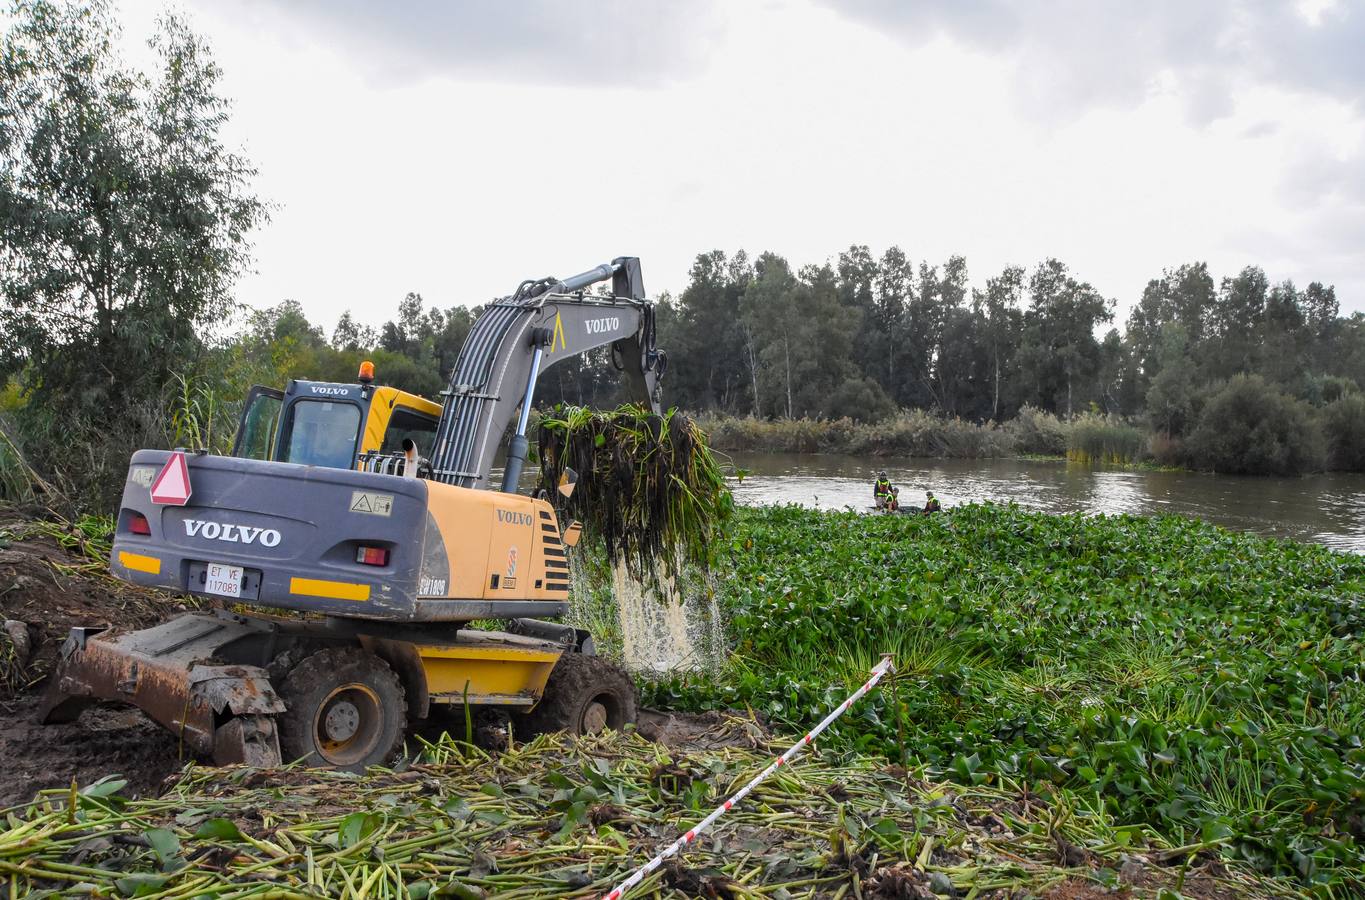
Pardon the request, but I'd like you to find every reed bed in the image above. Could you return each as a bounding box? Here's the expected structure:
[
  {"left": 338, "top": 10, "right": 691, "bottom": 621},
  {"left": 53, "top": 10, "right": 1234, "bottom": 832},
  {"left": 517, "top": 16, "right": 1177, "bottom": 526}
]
[
  {"left": 1065, "top": 415, "right": 1147, "bottom": 465},
  {"left": 695, "top": 412, "right": 1014, "bottom": 459},
  {"left": 0, "top": 728, "right": 1292, "bottom": 899}
]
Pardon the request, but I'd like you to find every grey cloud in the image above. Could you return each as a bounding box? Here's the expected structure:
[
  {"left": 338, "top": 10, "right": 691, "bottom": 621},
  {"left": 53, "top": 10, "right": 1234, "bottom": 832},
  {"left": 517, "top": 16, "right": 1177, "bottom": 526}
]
[
  {"left": 221, "top": 0, "right": 724, "bottom": 88},
  {"left": 821, "top": 1, "right": 1365, "bottom": 120}
]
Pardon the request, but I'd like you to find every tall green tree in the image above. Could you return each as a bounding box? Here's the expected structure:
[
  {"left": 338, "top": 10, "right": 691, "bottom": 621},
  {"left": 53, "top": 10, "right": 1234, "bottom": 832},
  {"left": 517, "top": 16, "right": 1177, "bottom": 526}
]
[
  {"left": 1126, "top": 263, "right": 1215, "bottom": 400},
  {"left": 742, "top": 252, "right": 800, "bottom": 418},
  {"left": 872, "top": 246, "right": 912, "bottom": 395},
  {"left": 836, "top": 243, "right": 877, "bottom": 380},
  {"left": 1208, "top": 266, "right": 1268, "bottom": 379},
  {"left": 1019, "top": 259, "right": 1113, "bottom": 417},
  {"left": 661, "top": 251, "right": 752, "bottom": 414},
  {"left": 978, "top": 265, "right": 1024, "bottom": 420},
  {"left": 0, "top": 0, "right": 267, "bottom": 414}
]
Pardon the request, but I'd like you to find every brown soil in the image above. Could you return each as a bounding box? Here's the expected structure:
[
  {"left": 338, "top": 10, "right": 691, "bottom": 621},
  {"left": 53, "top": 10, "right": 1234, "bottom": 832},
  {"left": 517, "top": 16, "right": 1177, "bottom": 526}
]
[
  {"left": 0, "top": 693, "right": 185, "bottom": 808},
  {"left": 0, "top": 513, "right": 193, "bottom": 808},
  {"left": 636, "top": 707, "right": 770, "bottom": 750}
]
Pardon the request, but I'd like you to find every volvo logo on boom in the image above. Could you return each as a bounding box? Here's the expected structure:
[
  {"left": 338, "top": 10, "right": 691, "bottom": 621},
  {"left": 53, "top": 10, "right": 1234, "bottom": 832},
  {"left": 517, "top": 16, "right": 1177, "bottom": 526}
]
[
  {"left": 184, "top": 519, "right": 282, "bottom": 547},
  {"left": 584, "top": 317, "right": 620, "bottom": 335}
]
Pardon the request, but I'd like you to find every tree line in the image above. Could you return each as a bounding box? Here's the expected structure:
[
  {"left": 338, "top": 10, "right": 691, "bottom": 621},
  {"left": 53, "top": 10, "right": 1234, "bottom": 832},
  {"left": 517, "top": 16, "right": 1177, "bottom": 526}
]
[
  {"left": 239, "top": 247, "right": 1365, "bottom": 477},
  {"left": 653, "top": 249, "right": 1362, "bottom": 427}
]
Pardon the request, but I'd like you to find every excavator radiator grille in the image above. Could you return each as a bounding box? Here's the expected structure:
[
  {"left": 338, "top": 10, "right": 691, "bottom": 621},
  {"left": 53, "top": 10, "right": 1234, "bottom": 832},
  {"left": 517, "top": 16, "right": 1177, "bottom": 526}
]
[{"left": 539, "top": 509, "right": 569, "bottom": 594}]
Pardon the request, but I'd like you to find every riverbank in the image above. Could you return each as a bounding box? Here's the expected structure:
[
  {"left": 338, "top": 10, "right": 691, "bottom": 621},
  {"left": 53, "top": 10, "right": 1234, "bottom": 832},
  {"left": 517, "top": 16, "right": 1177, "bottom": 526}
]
[
  {"left": 602, "top": 503, "right": 1365, "bottom": 888},
  {"left": 696, "top": 395, "right": 1365, "bottom": 476},
  {"left": 696, "top": 409, "right": 1170, "bottom": 468}
]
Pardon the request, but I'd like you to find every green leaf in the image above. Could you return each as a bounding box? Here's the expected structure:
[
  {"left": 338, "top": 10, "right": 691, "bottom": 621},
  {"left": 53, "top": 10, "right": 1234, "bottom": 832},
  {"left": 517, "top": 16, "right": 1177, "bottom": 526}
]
[
  {"left": 81, "top": 776, "right": 128, "bottom": 799},
  {"left": 338, "top": 812, "right": 381, "bottom": 848},
  {"left": 143, "top": 827, "right": 180, "bottom": 867},
  {"left": 115, "top": 874, "right": 167, "bottom": 897},
  {"left": 192, "top": 818, "right": 242, "bottom": 841}
]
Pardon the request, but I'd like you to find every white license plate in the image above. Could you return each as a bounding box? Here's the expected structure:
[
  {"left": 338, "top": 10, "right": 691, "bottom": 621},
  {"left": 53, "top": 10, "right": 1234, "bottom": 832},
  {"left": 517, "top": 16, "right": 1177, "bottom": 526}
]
[{"left": 204, "top": 562, "right": 244, "bottom": 598}]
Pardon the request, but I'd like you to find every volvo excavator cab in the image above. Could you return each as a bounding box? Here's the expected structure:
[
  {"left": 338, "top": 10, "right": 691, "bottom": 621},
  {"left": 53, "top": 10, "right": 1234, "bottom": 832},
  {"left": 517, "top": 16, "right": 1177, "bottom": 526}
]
[
  {"left": 231, "top": 369, "right": 442, "bottom": 472},
  {"left": 43, "top": 256, "right": 665, "bottom": 772}
]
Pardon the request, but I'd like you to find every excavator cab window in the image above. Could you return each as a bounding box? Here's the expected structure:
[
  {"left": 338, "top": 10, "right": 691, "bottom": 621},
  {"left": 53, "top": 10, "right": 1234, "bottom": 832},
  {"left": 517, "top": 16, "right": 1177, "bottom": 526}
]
[
  {"left": 279, "top": 400, "right": 363, "bottom": 469},
  {"left": 379, "top": 407, "right": 439, "bottom": 458},
  {"left": 232, "top": 386, "right": 284, "bottom": 460}
]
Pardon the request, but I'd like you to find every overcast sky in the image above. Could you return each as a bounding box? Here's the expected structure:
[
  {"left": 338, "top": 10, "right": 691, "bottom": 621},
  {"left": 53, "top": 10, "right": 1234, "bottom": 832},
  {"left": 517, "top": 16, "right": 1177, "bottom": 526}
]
[{"left": 119, "top": 0, "right": 1365, "bottom": 328}]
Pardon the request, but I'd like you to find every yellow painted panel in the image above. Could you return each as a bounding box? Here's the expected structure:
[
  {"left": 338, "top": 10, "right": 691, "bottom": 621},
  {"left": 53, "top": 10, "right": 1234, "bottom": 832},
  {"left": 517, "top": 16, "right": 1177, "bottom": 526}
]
[
  {"left": 289, "top": 577, "right": 370, "bottom": 601},
  {"left": 418, "top": 650, "right": 558, "bottom": 700},
  {"left": 360, "top": 386, "right": 443, "bottom": 458},
  {"left": 484, "top": 496, "right": 533, "bottom": 600},
  {"left": 118, "top": 551, "right": 161, "bottom": 574},
  {"left": 421, "top": 465, "right": 572, "bottom": 604},
  {"left": 416, "top": 645, "right": 561, "bottom": 663},
  {"left": 425, "top": 480, "right": 493, "bottom": 598}
]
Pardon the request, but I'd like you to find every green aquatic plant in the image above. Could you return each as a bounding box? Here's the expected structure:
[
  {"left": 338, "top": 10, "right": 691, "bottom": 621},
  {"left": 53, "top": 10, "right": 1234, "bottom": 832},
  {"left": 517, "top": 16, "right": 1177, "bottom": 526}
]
[
  {"left": 537, "top": 405, "right": 733, "bottom": 587},
  {"left": 642, "top": 503, "right": 1365, "bottom": 886},
  {"left": 1066, "top": 413, "right": 1146, "bottom": 465}
]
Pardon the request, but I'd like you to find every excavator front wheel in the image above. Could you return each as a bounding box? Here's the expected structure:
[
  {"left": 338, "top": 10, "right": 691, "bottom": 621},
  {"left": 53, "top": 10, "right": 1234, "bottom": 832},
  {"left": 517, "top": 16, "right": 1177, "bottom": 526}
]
[
  {"left": 278, "top": 647, "right": 407, "bottom": 771},
  {"left": 522, "top": 653, "right": 637, "bottom": 737}
]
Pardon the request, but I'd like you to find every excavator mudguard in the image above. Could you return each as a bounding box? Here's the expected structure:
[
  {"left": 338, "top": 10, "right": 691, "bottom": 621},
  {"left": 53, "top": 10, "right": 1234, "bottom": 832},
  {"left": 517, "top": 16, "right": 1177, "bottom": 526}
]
[{"left": 40, "top": 614, "right": 286, "bottom": 766}]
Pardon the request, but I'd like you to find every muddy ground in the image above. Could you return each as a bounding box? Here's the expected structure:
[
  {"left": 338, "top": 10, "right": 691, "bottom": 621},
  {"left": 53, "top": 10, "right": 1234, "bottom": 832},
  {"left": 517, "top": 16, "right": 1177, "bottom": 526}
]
[{"left": 0, "top": 513, "right": 200, "bottom": 807}]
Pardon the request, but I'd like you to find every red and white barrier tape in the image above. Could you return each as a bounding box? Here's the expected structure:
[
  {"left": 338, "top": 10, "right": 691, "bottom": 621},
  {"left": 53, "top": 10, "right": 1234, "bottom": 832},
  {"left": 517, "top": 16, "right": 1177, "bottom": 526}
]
[{"left": 602, "top": 654, "right": 896, "bottom": 900}]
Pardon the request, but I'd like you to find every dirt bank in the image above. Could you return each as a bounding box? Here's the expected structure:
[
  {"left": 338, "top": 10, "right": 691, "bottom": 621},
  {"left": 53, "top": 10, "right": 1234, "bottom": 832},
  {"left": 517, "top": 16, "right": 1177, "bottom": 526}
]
[{"left": 0, "top": 513, "right": 197, "bottom": 807}]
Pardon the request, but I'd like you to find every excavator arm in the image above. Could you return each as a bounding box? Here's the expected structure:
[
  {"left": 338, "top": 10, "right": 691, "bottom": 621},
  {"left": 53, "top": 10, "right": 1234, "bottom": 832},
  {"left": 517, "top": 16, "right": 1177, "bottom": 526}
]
[{"left": 428, "top": 256, "right": 666, "bottom": 491}]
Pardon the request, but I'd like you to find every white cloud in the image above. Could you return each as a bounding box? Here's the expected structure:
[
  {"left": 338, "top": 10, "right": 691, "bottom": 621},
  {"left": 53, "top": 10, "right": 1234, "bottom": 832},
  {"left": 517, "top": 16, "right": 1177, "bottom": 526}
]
[{"left": 110, "top": 0, "right": 1363, "bottom": 327}]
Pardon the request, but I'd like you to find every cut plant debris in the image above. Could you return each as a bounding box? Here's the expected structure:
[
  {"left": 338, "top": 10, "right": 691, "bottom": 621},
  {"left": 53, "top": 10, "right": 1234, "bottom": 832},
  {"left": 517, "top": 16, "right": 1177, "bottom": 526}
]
[
  {"left": 537, "top": 405, "right": 733, "bottom": 587},
  {"left": 0, "top": 727, "right": 1298, "bottom": 899}
]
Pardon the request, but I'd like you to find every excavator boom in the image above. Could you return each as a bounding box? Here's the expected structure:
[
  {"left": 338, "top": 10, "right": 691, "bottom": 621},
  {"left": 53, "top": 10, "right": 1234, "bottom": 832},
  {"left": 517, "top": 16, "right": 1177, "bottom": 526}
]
[{"left": 429, "top": 256, "right": 665, "bottom": 491}]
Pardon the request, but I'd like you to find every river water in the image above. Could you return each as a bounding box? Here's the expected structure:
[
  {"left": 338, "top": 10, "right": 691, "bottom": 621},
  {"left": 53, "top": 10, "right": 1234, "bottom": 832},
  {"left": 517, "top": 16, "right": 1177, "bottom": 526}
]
[{"left": 722, "top": 453, "right": 1365, "bottom": 554}]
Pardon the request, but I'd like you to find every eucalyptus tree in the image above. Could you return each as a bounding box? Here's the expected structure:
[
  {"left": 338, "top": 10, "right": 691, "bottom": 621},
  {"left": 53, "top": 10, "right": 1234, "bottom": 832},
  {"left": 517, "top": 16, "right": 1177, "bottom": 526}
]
[{"left": 1, "top": 1, "right": 267, "bottom": 414}]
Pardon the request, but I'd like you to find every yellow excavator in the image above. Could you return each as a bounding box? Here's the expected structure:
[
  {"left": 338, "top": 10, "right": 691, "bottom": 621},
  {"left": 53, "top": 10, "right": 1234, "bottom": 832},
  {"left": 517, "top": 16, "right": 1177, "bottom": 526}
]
[{"left": 42, "top": 257, "right": 668, "bottom": 771}]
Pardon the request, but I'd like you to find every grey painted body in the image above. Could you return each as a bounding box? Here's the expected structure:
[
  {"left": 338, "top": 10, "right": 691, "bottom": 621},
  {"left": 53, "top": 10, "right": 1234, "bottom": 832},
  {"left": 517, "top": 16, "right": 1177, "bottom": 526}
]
[{"left": 114, "top": 450, "right": 567, "bottom": 622}]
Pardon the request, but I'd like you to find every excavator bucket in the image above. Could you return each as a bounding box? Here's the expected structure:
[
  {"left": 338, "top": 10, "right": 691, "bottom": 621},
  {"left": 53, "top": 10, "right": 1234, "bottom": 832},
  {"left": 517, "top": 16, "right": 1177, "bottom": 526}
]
[{"left": 40, "top": 614, "right": 286, "bottom": 766}]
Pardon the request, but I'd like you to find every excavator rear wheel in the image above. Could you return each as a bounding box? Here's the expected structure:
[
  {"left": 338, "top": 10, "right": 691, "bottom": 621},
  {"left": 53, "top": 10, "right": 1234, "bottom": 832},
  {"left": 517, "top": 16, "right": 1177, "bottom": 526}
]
[
  {"left": 278, "top": 646, "right": 406, "bottom": 772},
  {"left": 521, "top": 653, "right": 637, "bottom": 737}
]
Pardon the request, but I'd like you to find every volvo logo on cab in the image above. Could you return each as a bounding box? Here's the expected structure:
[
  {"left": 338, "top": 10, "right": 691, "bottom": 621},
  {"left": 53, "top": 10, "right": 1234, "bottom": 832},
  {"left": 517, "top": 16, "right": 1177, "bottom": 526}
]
[
  {"left": 184, "top": 519, "right": 282, "bottom": 547},
  {"left": 495, "top": 509, "right": 533, "bottom": 526},
  {"left": 309, "top": 386, "right": 348, "bottom": 396}
]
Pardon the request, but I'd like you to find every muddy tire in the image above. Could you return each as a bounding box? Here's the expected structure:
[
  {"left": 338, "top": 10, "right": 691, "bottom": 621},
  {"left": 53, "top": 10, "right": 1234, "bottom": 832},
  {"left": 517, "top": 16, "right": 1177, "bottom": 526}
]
[
  {"left": 521, "top": 653, "right": 637, "bottom": 737},
  {"left": 278, "top": 646, "right": 406, "bottom": 772}
]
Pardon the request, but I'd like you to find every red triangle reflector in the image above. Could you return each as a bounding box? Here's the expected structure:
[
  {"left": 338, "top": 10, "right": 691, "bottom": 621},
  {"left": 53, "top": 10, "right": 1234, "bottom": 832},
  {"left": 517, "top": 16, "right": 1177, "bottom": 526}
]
[{"left": 150, "top": 452, "right": 192, "bottom": 506}]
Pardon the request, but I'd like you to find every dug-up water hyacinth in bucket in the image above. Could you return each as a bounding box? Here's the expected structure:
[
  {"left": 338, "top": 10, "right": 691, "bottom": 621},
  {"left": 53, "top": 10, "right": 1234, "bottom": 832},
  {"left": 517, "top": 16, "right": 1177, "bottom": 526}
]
[{"left": 537, "top": 405, "right": 733, "bottom": 674}]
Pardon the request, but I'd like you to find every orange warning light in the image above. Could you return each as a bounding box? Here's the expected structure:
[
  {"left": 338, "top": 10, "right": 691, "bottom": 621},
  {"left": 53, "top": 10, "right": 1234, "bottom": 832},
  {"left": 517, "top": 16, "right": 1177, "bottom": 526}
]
[{"left": 357, "top": 360, "right": 375, "bottom": 384}]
